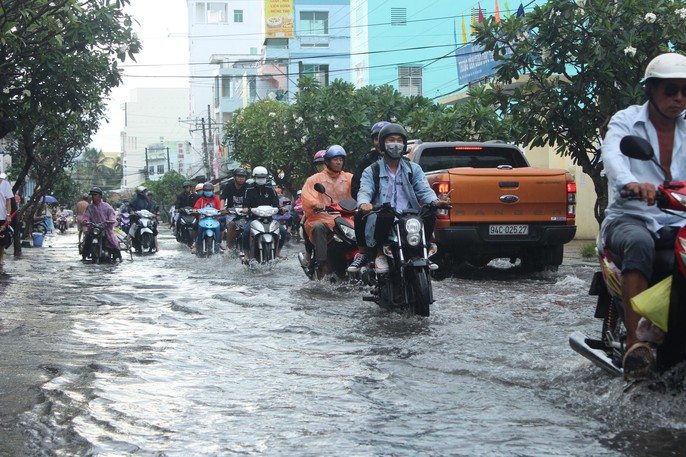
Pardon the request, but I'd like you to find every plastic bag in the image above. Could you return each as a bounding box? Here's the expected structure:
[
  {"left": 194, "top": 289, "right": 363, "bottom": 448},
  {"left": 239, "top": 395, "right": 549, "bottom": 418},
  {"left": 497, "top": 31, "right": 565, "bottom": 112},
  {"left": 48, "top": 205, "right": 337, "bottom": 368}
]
[{"left": 631, "top": 275, "right": 671, "bottom": 332}]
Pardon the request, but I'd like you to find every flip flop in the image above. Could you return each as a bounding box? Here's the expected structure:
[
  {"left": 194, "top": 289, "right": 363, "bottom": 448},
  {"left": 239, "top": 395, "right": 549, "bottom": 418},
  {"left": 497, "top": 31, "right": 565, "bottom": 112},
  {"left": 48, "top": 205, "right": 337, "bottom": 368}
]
[{"left": 623, "top": 342, "right": 655, "bottom": 381}]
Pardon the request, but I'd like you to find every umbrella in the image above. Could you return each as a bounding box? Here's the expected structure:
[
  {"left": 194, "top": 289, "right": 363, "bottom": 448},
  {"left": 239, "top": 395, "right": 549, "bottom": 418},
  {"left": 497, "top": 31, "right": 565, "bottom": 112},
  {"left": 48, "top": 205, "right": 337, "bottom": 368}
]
[{"left": 40, "top": 195, "right": 59, "bottom": 204}]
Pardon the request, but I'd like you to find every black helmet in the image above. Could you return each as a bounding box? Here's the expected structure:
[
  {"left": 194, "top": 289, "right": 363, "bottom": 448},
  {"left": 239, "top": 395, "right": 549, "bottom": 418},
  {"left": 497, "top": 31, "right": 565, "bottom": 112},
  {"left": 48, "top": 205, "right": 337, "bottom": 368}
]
[
  {"left": 182, "top": 181, "right": 191, "bottom": 188},
  {"left": 203, "top": 182, "right": 214, "bottom": 191},
  {"left": 89, "top": 186, "right": 103, "bottom": 196},
  {"left": 233, "top": 167, "right": 247, "bottom": 177},
  {"left": 378, "top": 123, "right": 408, "bottom": 152}
]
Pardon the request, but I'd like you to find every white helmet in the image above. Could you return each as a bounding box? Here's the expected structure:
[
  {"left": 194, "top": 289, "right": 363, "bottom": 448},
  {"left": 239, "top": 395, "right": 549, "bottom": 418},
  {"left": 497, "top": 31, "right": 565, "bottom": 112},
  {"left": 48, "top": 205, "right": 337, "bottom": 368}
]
[
  {"left": 252, "top": 166, "right": 268, "bottom": 178},
  {"left": 643, "top": 53, "right": 686, "bottom": 81}
]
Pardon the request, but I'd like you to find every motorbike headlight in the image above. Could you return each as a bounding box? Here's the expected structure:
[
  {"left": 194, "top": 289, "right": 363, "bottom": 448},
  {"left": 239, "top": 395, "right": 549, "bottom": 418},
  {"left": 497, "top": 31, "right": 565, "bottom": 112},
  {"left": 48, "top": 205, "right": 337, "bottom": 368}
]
[
  {"left": 406, "top": 233, "right": 421, "bottom": 246},
  {"left": 673, "top": 192, "right": 686, "bottom": 209},
  {"left": 340, "top": 224, "right": 356, "bottom": 241},
  {"left": 405, "top": 218, "right": 422, "bottom": 234}
]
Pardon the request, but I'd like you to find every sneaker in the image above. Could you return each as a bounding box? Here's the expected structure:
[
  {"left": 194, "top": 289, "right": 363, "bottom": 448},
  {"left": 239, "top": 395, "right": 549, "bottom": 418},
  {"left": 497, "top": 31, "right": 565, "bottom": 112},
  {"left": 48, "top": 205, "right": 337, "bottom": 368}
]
[
  {"left": 347, "top": 253, "right": 368, "bottom": 273},
  {"left": 374, "top": 255, "right": 390, "bottom": 273},
  {"left": 623, "top": 342, "right": 655, "bottom": 381},
  {"left": 299, "top": 253, "right": 311, "bottom": 268}
]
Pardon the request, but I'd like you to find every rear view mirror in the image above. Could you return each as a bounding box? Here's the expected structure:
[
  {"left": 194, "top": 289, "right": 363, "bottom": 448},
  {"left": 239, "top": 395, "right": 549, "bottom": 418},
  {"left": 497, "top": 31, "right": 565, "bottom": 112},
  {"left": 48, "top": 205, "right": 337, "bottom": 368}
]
[
  {"left": 619, "top": 135, "right": 654, "bottom": 161},
  {"left": 314, "top": 183, "right": 326, "bottom": 194}
]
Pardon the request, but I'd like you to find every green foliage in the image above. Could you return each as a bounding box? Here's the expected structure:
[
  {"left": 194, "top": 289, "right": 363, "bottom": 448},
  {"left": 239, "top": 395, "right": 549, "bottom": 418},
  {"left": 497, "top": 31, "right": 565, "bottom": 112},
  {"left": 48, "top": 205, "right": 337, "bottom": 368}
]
[
  {"left": 474, "top": 0, "right": 686, "bottom": 224},
  {"left": 144, "top": 171, "right": 188, "bottom": 208},
  {"left": 224, "top": 79, "right": 510, "bottom": 192},
  {"left": 73, "top": 147, "right": 122, "bottom": 192},
  {"left": 580, "top": 241, "right": 597, "bottom": 258}
]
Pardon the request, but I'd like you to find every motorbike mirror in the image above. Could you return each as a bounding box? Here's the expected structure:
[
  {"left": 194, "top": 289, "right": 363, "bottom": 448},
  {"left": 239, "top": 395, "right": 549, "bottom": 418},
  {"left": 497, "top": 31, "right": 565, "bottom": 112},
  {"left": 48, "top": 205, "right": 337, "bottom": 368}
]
[
  {"left": 619, "top": 135, "right": 653, "bottom": 161},
  {"left": 314, "top": 183, "right": 326, "bottom": 194}
]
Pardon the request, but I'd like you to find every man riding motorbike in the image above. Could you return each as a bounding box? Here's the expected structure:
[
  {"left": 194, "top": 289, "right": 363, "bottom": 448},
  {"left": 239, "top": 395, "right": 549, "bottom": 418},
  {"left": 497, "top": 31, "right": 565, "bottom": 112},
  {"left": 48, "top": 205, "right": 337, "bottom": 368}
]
[
  {"left": 82, "top": 187, "right": 122, "bottom": 261},
  {"left": 192, "top": 182, "right": 225, "bottom": 254},
  {"left": 174, "top": 181, "right": 199, "bottom": 238},
  {"left": 222, "top": 168, "right": 249, "bottom": 249},
  {"left": 125, "top": 185, "right": 158, "bottom": 252},
  {"left": 348, "top": 121, "right": 390, "bottom": 272},
  {"left": 600, "top": 52, "right": 686, "bottom": 380},
  {"left": 301, "top": 145, "right": 354, "bottom": 278},
  {"left": 242, "top": 166, "right": 287, "bottom": 262},
  {"left": 356, "top": 123, "right": 449, "bottom": 273}
]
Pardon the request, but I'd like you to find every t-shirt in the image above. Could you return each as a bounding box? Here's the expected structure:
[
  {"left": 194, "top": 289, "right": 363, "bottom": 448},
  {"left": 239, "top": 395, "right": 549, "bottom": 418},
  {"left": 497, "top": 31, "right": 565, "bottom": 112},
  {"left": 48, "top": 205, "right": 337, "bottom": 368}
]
[
  {"left": 0, "top": 180, "right": 13, "bottom": 220},
  {"left": 222, "top": 182, "right": 247, "bottom": 208},
  {"left": 193, "top": 195, "right": 222, "bottom": 210}
]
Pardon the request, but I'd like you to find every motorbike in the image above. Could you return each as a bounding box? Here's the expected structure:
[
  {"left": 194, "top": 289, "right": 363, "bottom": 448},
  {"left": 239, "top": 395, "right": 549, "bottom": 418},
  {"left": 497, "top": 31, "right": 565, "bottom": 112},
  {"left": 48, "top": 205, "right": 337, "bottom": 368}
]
[
  {"left": 176, "top": 206, "right": 196, "bottom": 247},
  {"left": 57, "top": 214, "right": 68, "bottom": 233},
  {"left": 297, "top": 183, "right": 359, "bottom": 280},
  {"left": 569, "top": 135, "right": 686, "bottom": 377},
  {"left": 129, "top": 209, "right": 157, "bottom": 254},
  {"left": 246, "top": 205, "right": 280, "bottom": 264},
  {"left": 359, "top": 203, "right": 445, "bottom": 317},
  {"left": 226, "top": 207, "right": 248, "bottom": 255},
  {"left": 194, "top": 206, "right": 223, "bottom": 257},
  {"left": 83, "top": 221, "right": 119, "bottom": 263}
]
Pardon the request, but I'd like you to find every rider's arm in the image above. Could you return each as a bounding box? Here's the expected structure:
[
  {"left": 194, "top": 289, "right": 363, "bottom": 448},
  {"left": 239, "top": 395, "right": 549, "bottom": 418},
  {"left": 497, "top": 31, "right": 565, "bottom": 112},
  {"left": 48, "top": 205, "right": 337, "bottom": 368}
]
[
  {"left": 357, "top": 166, "right": 375, "bottom": 212},
  {"left": 409, "top": 163, "right": 439, "bottom": 205}
]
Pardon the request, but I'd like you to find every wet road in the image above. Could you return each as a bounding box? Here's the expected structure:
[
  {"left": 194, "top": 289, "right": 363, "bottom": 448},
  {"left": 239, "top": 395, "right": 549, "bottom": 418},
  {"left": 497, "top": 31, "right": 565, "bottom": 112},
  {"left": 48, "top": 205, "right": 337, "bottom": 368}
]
[{"left": 1, "top": 230, "right": 686, "bottom": 456}]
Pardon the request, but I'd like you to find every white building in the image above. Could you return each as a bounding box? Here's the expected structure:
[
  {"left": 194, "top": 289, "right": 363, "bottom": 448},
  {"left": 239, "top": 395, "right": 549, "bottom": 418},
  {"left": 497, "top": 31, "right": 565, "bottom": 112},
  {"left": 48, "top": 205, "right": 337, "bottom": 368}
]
[
  {"left": 187, "top": 1, "right": 265, "bottom": 177},
  {"left": 121, "top": 88, "right": 191, "bottom": 188}
]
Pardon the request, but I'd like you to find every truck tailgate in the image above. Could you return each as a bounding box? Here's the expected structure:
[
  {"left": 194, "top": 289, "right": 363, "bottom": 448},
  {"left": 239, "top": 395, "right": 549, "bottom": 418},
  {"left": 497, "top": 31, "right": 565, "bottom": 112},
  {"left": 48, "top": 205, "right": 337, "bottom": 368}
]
[{"left": 440, "top": 168, "right": 571, "bottom": 223}]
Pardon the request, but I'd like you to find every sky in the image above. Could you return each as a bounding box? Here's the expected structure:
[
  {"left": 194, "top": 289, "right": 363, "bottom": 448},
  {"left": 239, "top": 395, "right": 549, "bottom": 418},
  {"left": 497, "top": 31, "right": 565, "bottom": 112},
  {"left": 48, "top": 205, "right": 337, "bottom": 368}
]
[{"left": 89, "top": 0, "right": 190, "bottom": 152}]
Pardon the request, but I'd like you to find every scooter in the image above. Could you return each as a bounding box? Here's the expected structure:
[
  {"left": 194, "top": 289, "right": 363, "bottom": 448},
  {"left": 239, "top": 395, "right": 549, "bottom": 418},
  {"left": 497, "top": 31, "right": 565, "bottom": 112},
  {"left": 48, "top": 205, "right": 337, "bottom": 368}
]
[
  {"left": 226, "top": 207, "right": 248, "bottom": 255},
  {"left": 176, "top": 206, "right": 195, "bottom": 247},
  {"left": 247, "top": 205, "right": 280, "bottom": 264},
  {"left": 129, "top": 209, "right": 157, "bottom": 254},
  {"left": 297, "top": 183, "right": 358, "bottom": 280},
  {"left": 195, "top": 207, "right": 223, "bottom": 257},
  {"left": 569, "top": 135, "right": 686, "bottom": 377},
  {"left": 360, "top": 203, "right": 445, "bottom": 317},
  {"left": 57, "top": 215, "right": 68, "bottom": 233}
]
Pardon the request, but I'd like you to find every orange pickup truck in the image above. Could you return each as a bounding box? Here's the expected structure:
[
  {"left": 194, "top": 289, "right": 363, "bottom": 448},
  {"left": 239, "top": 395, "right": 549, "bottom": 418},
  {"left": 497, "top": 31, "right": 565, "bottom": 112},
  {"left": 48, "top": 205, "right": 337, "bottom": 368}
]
[{"left": 409, "top": 141, "right": 577, "bottom": 272}]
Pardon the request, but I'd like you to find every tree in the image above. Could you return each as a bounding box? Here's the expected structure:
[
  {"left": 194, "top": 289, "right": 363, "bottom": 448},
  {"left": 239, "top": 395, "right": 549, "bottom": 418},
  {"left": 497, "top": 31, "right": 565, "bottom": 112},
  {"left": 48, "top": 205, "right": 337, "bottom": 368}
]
[{"left": 475, "top": 0, "right": 686, "bottom": 224}]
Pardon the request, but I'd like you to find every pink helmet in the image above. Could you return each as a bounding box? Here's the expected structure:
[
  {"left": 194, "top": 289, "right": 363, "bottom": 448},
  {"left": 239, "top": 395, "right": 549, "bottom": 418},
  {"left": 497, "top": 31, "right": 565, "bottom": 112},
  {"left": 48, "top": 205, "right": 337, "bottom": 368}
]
[{"left": 313, "top": 150, "right": 326, "bottom": 164}]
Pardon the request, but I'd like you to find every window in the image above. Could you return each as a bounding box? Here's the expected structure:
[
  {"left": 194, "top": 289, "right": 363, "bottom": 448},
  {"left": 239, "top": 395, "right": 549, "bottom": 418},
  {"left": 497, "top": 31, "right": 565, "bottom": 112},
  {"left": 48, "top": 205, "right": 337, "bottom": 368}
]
[
  {"left": 234, "top": 9, "right": 243, "bottom": 23},
  {"left": 157, "top": 165, "right": 165, "bottom": 175},
  {"left": 391, "top": 8, "right": 407, "bottom": 26},
  {"left": 149, "top": 166, "right": 155, "bottom": 176},
  {"left": 195, "top": 2, "right": 228, "bottom": 24},
  {"left": 300, "top": 11, "right": 328, "bottom": 35},
  {"left": 398, "top": 66, "right": 422, "bottom": 96},
  {"left": 301, "top": 64, "right": 329, "bottom": 86}
]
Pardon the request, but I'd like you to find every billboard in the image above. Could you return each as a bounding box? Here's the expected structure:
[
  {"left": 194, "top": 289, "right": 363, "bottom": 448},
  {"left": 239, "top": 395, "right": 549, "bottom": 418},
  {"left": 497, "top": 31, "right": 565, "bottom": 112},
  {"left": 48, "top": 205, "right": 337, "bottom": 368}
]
[
  {"left": 456, "top": 43, "right": 509, "bottom": 85},
  {"left": 265, "top": 0, "right": 294, "bottom": 39}
]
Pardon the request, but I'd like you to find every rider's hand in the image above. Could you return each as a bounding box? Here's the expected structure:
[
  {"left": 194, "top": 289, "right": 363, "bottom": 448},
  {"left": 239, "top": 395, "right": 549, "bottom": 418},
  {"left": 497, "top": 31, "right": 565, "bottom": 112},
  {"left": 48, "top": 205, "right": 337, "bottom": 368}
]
[
  {"left": 359, "top": 203, "right": 373, "bottom": 213},
  {"left": 624, "top": 182, "right": 657, "bottom": 205}
]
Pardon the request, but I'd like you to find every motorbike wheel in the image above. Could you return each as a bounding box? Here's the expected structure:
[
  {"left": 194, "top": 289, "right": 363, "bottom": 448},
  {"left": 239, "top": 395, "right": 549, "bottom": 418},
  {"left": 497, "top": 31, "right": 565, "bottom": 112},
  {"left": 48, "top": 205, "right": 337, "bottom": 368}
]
[
  {"left": 202, "top": 237, "right": 214, "bottom": 257},
  {"left": 261, "top": 242, "right": 274, "bottom": 263},
  {"left": 408, "top": 268, "right": 432, "bottom": 317},
  {"left": 92, "top": 242, "right": 102, "bottom": 264},
  {"left": 601, "top": 297, "right": 626, "bottom": 366},
  {"left": 141, "top": 232, "right": 152, "bottom": 252}
]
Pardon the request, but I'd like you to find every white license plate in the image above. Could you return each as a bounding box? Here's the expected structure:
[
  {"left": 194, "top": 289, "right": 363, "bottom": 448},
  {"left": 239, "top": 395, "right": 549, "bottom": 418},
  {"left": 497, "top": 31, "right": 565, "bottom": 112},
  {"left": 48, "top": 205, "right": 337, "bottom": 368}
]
[{"left": 489, "top": 224, "right": 528, "bottom": 235}]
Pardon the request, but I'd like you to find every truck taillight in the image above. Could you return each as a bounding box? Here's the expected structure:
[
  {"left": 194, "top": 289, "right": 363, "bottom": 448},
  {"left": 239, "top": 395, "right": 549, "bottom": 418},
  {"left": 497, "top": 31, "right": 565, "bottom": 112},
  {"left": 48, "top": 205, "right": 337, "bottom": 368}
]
[
  {"left": 433, "top": 181, "right": 451, "bottom": 219},
  {"left": 567, "top": 181, "right": 576, "bottom": 218}
]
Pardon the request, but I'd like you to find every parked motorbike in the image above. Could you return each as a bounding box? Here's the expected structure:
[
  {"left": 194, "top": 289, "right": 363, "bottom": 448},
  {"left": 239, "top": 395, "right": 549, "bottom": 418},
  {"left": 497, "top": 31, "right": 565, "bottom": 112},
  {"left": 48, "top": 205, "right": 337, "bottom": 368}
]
[
  {"left": 83, "top": 221, "right": 119, "bottom": 263},
  {"left": 195, "top": 207, "right": 223, "bottom": 257},
  {"left": 246, "top": 205, "right": 280, "bottom": 264},
  {"left": 176, "top": 206, "right": 196, "bottom": 247},
  {"left": 359, "top": 203, "right": 445, "bottom": 317},
  {"left": 129, "top": 209, "right": 157, "bottom": 254},
  {"left": 297, "top": 183, "right": 359, "bottom": 280},
  {"left": 569, "top": 135, "right": 686, "bottom": 377},
  {"left": 57, "top": 215, "right": 68, "bottom": 233}
]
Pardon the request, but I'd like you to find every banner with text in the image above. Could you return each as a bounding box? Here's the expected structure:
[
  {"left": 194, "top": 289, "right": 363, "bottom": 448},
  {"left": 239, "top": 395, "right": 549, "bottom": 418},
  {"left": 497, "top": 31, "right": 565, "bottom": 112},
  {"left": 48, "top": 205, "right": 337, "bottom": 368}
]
[{"left": 265, "top": 0, "right": 294, "bottom": 39}]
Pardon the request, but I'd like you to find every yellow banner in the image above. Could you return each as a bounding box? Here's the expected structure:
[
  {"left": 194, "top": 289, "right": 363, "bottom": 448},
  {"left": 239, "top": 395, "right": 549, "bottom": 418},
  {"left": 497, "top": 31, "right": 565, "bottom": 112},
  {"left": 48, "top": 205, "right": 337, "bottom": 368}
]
[{"left": 265, "top": 0, "right": 294, "bottom": 39}]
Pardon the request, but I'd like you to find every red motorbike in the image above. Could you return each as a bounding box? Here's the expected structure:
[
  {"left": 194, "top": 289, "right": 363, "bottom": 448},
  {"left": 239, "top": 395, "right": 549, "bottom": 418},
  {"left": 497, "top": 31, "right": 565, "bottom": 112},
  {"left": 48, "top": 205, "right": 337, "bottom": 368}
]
[
  {"left": 570, "top": 135, "right": 686, "bottom": 377},
  {"left": 298, "top": 183, "right": 359, "bottom": 280}
]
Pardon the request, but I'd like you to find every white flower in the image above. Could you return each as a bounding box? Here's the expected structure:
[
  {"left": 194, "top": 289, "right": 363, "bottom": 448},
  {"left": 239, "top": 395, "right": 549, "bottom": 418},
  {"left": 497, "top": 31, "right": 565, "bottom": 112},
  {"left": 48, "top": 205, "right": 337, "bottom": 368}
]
[
  {"left": 623, "top": 46, "right": 637, "bottom": 57},
  {"left": 301, "top": 135, "right": 308, "bottom": 144},
  {"left": 327, "top": 115, "right": 335, "bottom": 121},
  {"left": 268, "top": 112, "right": 276, "bottom": 117},
  {"left": 22, "top": 89, "right": 31, "bottom": 97},
  {"left": 644, "top": 12, "right": 657, "bottom": 23},
  {"left": 574, "top": 0, "right": 586, "bottom": 6},
  {"left": 295, "top": 116, "right": 303, "bottom": 124},
  {"left": 677, "top": 8, "right": 686, "bottom": 19},
  {"left": 390, "top": 116, "right": 397, "bottom": 122},
  {"left": 555, "top": 10, "right": 561, "bottom": 16}
]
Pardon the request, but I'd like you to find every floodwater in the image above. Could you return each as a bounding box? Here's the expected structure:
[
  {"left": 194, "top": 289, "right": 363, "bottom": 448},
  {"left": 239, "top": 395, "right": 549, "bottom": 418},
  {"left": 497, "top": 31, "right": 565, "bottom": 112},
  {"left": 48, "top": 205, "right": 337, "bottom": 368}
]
[{"left": 1, "top": 230, "right": 686, "bottom": 456}]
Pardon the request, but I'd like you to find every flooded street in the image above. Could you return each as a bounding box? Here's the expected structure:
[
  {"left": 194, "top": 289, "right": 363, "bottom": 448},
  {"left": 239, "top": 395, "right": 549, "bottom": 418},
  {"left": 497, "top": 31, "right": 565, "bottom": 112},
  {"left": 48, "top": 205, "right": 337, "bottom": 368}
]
[{"left": 2, "top": 230, "right": 686, "bottom": 456}]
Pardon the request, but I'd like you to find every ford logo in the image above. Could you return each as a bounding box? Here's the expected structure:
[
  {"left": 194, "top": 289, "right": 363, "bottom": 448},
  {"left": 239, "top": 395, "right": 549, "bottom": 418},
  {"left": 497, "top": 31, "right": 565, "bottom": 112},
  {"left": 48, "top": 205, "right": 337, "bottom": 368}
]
[{"left": 500, "top": 194, "right": 519, "bottom": 204}]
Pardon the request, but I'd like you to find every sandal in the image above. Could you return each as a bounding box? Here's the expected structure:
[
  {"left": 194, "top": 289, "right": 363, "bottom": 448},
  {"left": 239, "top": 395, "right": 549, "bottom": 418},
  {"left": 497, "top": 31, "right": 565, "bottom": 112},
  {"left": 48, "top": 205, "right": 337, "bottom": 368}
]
[{"left": 623, "top": 342, "right": 655, "bottom": 381}]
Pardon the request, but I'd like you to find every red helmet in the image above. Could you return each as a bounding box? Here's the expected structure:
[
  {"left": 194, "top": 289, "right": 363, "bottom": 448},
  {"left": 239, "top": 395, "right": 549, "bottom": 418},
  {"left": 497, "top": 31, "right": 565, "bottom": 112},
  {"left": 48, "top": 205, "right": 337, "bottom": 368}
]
[{"left": 313, "top": 150, "right": 326, "bottom": 164}]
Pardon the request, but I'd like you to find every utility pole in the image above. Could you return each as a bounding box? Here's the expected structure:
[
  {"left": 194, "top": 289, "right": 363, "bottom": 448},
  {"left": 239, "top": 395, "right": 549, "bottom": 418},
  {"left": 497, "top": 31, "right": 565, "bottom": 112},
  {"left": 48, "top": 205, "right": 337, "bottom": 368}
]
[
  {"left": 144, "top": 148, "right": 149, "bottom": 180},
  {"left": 166, "top": 147, "right": 171, "bottom": 173},
  {"left": 201, "top": 117, "right": 208, "bottom": 180}
]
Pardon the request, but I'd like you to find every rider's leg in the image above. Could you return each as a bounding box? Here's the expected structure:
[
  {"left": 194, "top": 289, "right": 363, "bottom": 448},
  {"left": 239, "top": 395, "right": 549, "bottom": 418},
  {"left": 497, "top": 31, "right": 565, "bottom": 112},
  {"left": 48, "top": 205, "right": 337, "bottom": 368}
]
[{"left": 227, "top": 220, "right": 237, "bottom": 248}]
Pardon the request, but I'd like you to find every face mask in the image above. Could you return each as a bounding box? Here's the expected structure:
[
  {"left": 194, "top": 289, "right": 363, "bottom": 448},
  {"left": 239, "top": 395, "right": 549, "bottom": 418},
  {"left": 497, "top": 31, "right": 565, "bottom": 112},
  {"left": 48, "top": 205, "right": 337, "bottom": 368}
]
[
  {"left": 197, "top": 190, "right": 203, "bottom": 195},
  {"left": 203, "top": 191, "right": 213, "bottom": 198},
  {"left": 385, "top": 143, "right": 405, "bottom": 159},
  {"left": 255, "top": 177, "right": 267, "bottom": 186}
]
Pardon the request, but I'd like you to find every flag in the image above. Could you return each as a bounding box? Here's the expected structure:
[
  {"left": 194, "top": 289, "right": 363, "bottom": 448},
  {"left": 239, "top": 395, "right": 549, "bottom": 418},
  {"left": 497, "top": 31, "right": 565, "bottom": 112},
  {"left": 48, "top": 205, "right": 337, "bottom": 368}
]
[
  {"left": 504, "top": 0, "right": 510, "bottom": 16},
  {"left": 461, "top": 16, "right": 467, "bottom": 43},
  {"left": 478, "top": 3, "right": 484, "bottom": 23},
  {"left": 494, "top": 0, "right": 501, "bottom": 23},
  {"left": 516, "top": 2, "right": 525, "bottom": 17},
  {"left": 216, "top": 138, "right": 223, "bottom": 159},
  {"left": 471, "top": 7, "right": 477, "bottom": 34}
]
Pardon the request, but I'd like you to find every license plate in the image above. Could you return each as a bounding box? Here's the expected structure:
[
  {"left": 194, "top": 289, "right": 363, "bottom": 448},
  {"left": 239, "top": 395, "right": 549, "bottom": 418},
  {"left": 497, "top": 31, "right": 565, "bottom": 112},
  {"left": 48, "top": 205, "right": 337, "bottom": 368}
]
[{"left": 489, "top": 224, "right": 528, "bottom": 235}]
